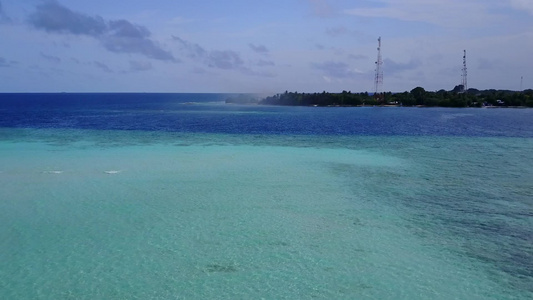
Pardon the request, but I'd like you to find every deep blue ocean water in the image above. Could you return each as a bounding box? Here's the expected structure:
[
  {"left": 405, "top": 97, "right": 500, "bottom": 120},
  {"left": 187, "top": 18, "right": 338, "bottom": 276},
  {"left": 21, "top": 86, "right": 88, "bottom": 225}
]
[
  {"left": 1, "top": 93, "right": 532, "bottom": 137},
  {"left": 0, "top": 93, "right": 532, "bottom": 299}
]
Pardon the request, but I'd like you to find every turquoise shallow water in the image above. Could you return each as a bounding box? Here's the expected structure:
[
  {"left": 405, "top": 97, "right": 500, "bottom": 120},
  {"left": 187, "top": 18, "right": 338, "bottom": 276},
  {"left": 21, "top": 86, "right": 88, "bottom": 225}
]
[{"left": 0, "top": 129, "right": 531, "bottom": 299}]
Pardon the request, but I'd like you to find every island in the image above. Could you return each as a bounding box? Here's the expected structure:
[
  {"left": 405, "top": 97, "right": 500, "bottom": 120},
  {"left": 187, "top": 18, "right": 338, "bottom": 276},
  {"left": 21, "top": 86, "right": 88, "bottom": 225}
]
[{"left": 259, "top": 87, "right": 533, "bottom": 108}]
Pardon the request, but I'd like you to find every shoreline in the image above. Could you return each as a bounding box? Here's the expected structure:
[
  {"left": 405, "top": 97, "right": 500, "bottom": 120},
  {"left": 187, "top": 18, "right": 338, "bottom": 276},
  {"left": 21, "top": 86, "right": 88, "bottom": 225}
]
[
  {"left": 258, "top": 104, "right": 530, "bottom": 109},
  {"left": 259, "top": 89, "right": 533, "bottom": 108}
]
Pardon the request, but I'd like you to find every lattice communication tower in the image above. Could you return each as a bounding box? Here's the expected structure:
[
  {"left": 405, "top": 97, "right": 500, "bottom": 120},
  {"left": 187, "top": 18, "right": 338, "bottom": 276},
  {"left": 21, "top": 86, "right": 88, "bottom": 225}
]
[
  {"left": 374, "top": 37, "right": 383, "bottom": 101},
  {"left": 461, "top": 50, "right": 467, "bottom": 92}
]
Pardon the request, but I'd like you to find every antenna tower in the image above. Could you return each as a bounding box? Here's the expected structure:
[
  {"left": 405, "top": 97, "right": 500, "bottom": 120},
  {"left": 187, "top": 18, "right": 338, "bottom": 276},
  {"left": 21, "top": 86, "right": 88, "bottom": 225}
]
[
  {"left": 374, "top": 37, "right": 383, "bottom": 102},
  {"left": 520, "top": 76, "right": 523, "bottom": 91},
  {"left": 461, "top": 50, "right": 467, "bottom": 92}
]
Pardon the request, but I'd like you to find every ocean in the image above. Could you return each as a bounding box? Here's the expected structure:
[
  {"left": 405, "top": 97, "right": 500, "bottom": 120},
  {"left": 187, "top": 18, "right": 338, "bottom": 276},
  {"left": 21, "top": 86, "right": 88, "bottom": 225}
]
[{"left": 0, "top": 93, "right": 532, "bottom": 299}]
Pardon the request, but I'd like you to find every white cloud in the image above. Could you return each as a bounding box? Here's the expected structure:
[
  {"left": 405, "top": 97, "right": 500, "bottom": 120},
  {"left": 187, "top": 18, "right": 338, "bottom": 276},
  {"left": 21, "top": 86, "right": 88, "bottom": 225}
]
[
  {"left": 344, "top": 0, "right": 503, "bottom": 28},
  {"left": 509, "top": 0, "right": 533, "bottom": 14},
  {"left": 129, "top": 60, "right": 152, "bottom": 72},
  {"left": 249, "top": 43, "right": 269, "bottom": 54},
  {"left": 93, "top": 61, "right": 113, "bottom": 73},
  {"left": 28, "top": 2, "right": 176, "bottom": 61},
  {"left": 306, "top": 0, "right": 336, "bottom": 17},
  {"left": 168, "top": 16, "right": 194, "bottom": 25},
  {"left": 313, "top": 61, "right": 366, "bottom": 79},
  {"left": 0, "top": 0, "right": 12, "bottom": 23},
  {"left": 0, "top": 57, "right": 17, "bottom": 67}
]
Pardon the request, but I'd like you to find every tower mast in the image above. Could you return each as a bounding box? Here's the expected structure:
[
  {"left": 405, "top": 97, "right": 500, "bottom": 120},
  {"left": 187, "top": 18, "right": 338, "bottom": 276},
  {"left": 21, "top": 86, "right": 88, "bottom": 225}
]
[
  {"left": 461, "top": 50, "right": 467, "bottom": 92},
  {"left": 374, "top": 37, "right": 383, "bottom": 102}
]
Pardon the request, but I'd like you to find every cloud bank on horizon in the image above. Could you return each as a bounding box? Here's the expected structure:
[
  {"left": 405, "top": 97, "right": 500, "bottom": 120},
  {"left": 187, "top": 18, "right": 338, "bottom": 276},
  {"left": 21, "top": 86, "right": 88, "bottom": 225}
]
[{"left": 0, "top": 0, "right": 532, "bottom": 92}]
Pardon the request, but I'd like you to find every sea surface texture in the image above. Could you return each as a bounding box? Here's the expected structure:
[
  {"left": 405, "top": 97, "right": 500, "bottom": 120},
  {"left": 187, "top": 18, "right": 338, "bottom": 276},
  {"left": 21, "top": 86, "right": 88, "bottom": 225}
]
[{"left": 0, "top": 93, "right": 532, "bottom": 299}]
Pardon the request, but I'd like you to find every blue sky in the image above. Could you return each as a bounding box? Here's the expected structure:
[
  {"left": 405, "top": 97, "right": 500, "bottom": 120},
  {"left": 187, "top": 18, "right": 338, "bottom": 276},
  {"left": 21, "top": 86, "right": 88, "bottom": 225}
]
[{"left": 1, "top": 0, "right": 532, "bottom": 93}]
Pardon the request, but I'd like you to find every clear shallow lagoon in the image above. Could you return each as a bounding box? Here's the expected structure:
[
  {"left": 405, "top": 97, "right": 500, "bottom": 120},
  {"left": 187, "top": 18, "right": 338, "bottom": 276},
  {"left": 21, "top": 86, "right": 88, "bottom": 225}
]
[{"left": 0, "top": 94, "right": 532, "bottom": 299}]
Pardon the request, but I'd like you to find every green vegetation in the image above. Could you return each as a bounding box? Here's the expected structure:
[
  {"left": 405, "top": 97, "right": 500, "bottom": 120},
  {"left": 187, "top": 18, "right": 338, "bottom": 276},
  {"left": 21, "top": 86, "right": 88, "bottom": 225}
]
[{"left": 259, "top": 87, "right": 533, "bottom": 107}]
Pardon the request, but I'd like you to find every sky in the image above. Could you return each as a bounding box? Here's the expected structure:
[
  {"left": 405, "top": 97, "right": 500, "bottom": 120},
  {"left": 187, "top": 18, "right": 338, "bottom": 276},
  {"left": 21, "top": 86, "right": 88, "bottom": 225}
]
[{"left": 0, "top": 0, "right": 532, "bottom": 93}]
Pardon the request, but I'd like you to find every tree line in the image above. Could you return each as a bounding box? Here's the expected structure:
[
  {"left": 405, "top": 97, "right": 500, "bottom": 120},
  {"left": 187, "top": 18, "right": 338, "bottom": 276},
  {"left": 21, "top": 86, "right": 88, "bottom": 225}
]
[{"left": 259, "top": 87, "right": 533, "bottom": 107}]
